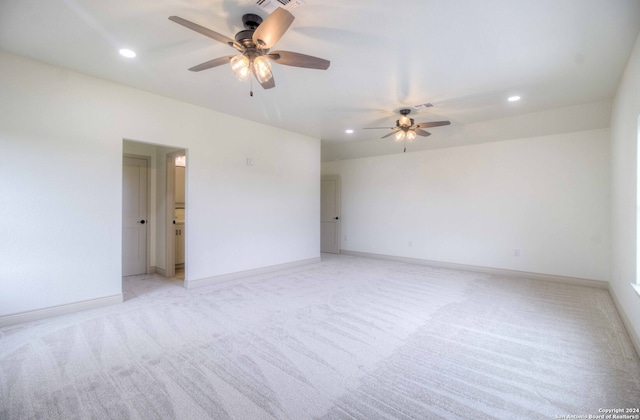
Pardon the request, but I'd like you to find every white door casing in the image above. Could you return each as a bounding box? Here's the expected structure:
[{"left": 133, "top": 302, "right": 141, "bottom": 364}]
[
  {"left": 321, "top": 175, "right": 341, "bottom": 254},
  {"left": 122, "top": 156, "right": 149, "bottom": 276}
]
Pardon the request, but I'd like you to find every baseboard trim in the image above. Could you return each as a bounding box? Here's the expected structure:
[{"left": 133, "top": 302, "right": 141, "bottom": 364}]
[
  {"left": 153, "top": 266, "right": 167, "bottom": 277},
  {"left": 608, "top": 286, "right": 640, "bottom": 360},
  {"left": 340, "top": 250, "right": 608, "bottom": 289},
  {"left": 186, "top": 257, "right": 322, "bottom": 290},
  {"left": 0, "top": 294, "right": 123, "bottom": 328}
]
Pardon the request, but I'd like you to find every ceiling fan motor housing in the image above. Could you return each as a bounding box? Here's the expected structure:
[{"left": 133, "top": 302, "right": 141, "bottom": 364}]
[
  {"left": 396, "top": 109, "right": 414, "bottom": 129},
  {"left": 242, "top": 13, "right": 263, "bottom": 29},
  {"left": 236, "top": 14, "right": 265, "bottom": 50},
  {"left": 398, "top": 109, "right": 414, "bottom": 128},
  {"left": 235, "top": 29, "right": 256, "bottom": 45}
]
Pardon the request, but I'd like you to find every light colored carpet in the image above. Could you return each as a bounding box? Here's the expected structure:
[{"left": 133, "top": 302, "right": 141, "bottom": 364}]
[{"left": 1, "top": 254, "right": 638, "bottom": 419}]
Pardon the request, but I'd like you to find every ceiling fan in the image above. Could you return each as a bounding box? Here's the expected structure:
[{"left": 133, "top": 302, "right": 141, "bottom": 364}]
[
  {"left": 364, "top": 108, "right": 451, "bottom": 152},
  {"left": 169, "top": 8, "right": 330, "bottom": 94}
]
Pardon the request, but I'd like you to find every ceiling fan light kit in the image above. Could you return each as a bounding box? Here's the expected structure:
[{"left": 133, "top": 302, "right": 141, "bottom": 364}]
[
  {"left": 393, "top": 126, "right": 416, "bottom": 142},
  {"left": 169, "top": 7, "right": 330, "bottom": 95},
  {"left": 253, "top": 56, "right": 273, "bottom": 83},
  {"left": 230, "top": 55, "right": 251, "bottom": 80}
]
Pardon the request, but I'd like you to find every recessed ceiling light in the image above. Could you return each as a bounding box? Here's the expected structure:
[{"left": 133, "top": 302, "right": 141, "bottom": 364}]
[
  {"left": 345, "top": 129, "right": 354, "bottom": 134},
  {"left": 508, "top": 95, "right": 521, "bottom": 102},
  {"left": 119, "top": 48, "right": 136, "bottom": 58}
]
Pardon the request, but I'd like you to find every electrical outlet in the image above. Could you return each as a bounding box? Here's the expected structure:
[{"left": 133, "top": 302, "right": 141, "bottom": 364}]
[
  {"left": 344, "top": 235, "right": 347, "bottom": 242},
  {"left": 246, "top": 158, "right": 254, "bottom": 166},
  {"left": 408, "top": 240, "right": 413, "bottom": 247},
  {"left": 514, "top": 249, "right": 520, "bottom": 257}
]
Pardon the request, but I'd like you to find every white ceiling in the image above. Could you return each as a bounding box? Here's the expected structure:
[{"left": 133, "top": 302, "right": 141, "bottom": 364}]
[{"left": 1, "top": 0, "right": 639, "bottom": 159}]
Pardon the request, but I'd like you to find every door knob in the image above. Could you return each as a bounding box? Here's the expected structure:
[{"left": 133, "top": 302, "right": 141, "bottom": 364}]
[
  {"left": 139, "top": 220, "right": 146, "bottom": 224},
  {"left": 335, "top": 217, "right": 339, "bottom": 220}
]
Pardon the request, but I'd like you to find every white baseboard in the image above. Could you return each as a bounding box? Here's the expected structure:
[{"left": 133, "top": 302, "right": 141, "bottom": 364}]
[
  {"left": 186, "top": 257, "right": 322, "bottom": 289},
  {"left": 0, "top": 294, "right": 123, "bottom": 328},
  {"left": 608, "top": 285, "right": 640, "bottom": 360},
  {"left": 153, "top": 266, "right": 167, "bottom": 277},
  {"left": 340, "top": 250, "right": 609, "bottom": 289}
]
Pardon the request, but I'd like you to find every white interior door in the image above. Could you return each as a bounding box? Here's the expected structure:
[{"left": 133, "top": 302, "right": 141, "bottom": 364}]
[
  {"left": 321, "top": 175, "right": 341, "bottom": 254},
  {"left": 122, "top": 156, "right": 148, "bottom": 276}
]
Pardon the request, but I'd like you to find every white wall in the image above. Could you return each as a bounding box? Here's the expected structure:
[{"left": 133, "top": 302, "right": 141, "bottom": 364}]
[
  {"left": 323, "top": 128, "right": 610, "bottom": 281},
  {"left": 611, "top": 33, "right": 640, "bottom": 347},
  {"left": 0, "top": 52, "right": 320, "bottom": 317}
]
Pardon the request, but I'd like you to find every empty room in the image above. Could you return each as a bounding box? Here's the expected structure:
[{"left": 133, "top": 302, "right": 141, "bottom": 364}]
[{"left": 1, "top": 0, "right": 639, "bottom": 419}]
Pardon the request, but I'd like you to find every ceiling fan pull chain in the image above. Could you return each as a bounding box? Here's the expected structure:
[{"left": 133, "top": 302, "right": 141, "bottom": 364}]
[{"left": 250, "top": 76, "right": 254, "bottom": 97}]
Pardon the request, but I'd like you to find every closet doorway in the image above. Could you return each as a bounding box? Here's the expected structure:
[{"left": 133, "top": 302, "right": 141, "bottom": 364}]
[
  {"left": 122, "top": 140, "right": 187, "bottom": 284},
  {"left": 166, "top": 150, "right": 187, "bottom": 280}
]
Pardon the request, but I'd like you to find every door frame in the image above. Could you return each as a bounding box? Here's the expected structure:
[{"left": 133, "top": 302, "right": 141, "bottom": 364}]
[
  {"left": 165, "top": 150, "right": 186, "bottom": 279},
  {"left": 123, "top": 153, "right": 151, "bottom": 275}
]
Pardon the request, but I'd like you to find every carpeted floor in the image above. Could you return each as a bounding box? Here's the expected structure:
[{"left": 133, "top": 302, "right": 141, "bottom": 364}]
[{"left": 1, "top": 254, "right": 639, "bottom": 419}]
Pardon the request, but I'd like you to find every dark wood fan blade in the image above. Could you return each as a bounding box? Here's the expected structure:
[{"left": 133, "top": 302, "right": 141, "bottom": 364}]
[
  {"left": 252, "top": 8, "right": 294, "bottom": 49},
  {"left": 415, "top": 121, "right": 451, "bottom": 129},
  {"left": 169, "top": 16, "right": 239, "bottom": 49},
  {"left": 415, "top": 129, "right": 432, "bottom": 137},
  {"left": 267, "top": 51, "right": 330, "bottom": 70},
  {"left": 188, "top": 56, "right": 235, "bottom": 72},
  {"left": 252, "top": 69, "right": 275, "bottom": 89},
  {"left": 381, "top": 131, "right": 396, "bottom": 139}
]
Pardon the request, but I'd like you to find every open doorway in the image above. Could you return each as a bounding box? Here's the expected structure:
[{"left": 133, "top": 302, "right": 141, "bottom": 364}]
[
  {"left": 166, "top": 150, "right": 187, "bottom": 280},
  {"left": 122, "top": 140, "right": 187, "bottom": 286}
]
